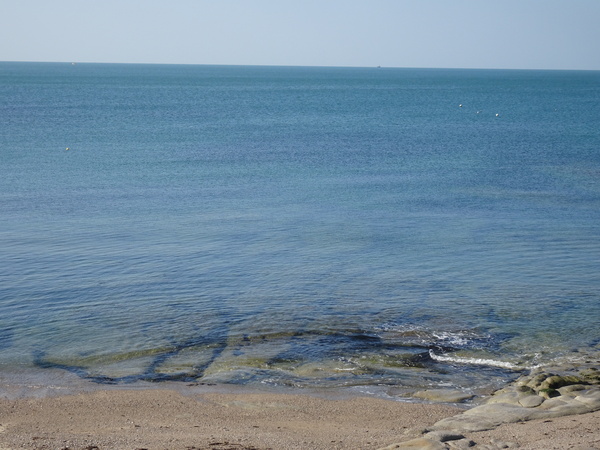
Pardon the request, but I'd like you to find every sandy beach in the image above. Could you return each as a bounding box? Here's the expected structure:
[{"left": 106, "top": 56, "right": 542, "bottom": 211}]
[
  {"left": 0, "top": 384, "right": 598, "bottom": 450},
  {"left": 0, "top": 388, "right": 460, "bottom": 450}
]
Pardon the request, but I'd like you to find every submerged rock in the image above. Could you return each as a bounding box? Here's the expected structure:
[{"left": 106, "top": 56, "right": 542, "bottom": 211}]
[{"left": 413, "top": 389, "right": 475, "bottom": 404}]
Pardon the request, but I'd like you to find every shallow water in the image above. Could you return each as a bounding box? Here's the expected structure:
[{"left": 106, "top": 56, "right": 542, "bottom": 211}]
[{"left": 1, "top": 63, "right": 599, "bottom": 399}]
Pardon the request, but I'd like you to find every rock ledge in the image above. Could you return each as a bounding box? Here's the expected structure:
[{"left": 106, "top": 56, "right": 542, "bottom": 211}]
[{"left": 379, "top": 362, "right": 600, "bottom": 449}]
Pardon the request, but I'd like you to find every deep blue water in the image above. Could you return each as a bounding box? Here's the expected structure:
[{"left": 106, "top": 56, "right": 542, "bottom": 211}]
[{"left": 1, "top": 62, "right": 599, "bottom": 398}]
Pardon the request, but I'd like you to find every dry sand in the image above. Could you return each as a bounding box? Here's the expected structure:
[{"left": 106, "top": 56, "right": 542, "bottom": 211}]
[
  {"left": 0, "top": 388, "right": 459, "bottom": 449},
  {"left": 0, "top": 387, "right": 598, "bottom": 450}
]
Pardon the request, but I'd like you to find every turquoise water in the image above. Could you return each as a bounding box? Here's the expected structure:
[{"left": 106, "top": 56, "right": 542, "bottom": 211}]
[{"left": 1, "top": 62, "right": 599, "bottom": 398}]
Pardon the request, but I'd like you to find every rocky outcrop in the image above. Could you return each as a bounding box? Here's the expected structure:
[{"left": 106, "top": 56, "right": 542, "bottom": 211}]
[{"left": 380, "top": 362, "right": 600, "bottom": 449}]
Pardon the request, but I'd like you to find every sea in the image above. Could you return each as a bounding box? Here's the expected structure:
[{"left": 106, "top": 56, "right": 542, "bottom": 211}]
[{"left": 1, "top": 62, "right": 599, "bottom": 400}]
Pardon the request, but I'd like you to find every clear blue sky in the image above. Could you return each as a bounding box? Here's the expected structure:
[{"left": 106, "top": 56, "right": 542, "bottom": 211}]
[{"left": 1, "top": 0, "right": 599, "bottom": 70}]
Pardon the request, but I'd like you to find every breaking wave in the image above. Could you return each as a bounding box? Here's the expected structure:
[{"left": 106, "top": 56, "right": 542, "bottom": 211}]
[{"left": 428, "top": 350, "right": 525, "bottom": 370}]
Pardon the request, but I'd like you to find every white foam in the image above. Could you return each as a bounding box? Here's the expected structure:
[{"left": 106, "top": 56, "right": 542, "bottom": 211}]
[
  {"left": 429, "top": 350, "right": 522, "bottom": 370},
  {"left": 431, "top": 331, "right": 472, "bottom": 347}
]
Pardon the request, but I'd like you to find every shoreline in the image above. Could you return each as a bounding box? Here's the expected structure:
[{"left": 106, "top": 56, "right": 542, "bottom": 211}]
[{"left": 1, "top": 359, "right": 599, "bottom": 449}]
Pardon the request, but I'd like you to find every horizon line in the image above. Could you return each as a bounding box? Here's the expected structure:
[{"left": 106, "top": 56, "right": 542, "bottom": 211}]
[{"left": 1, "top": 59, "right": 599, "bottom": 72}]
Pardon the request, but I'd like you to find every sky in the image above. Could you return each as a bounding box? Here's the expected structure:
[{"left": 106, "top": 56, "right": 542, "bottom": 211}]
[{"left": 1, "top": 0, "right": 599, "bottom": 70}]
